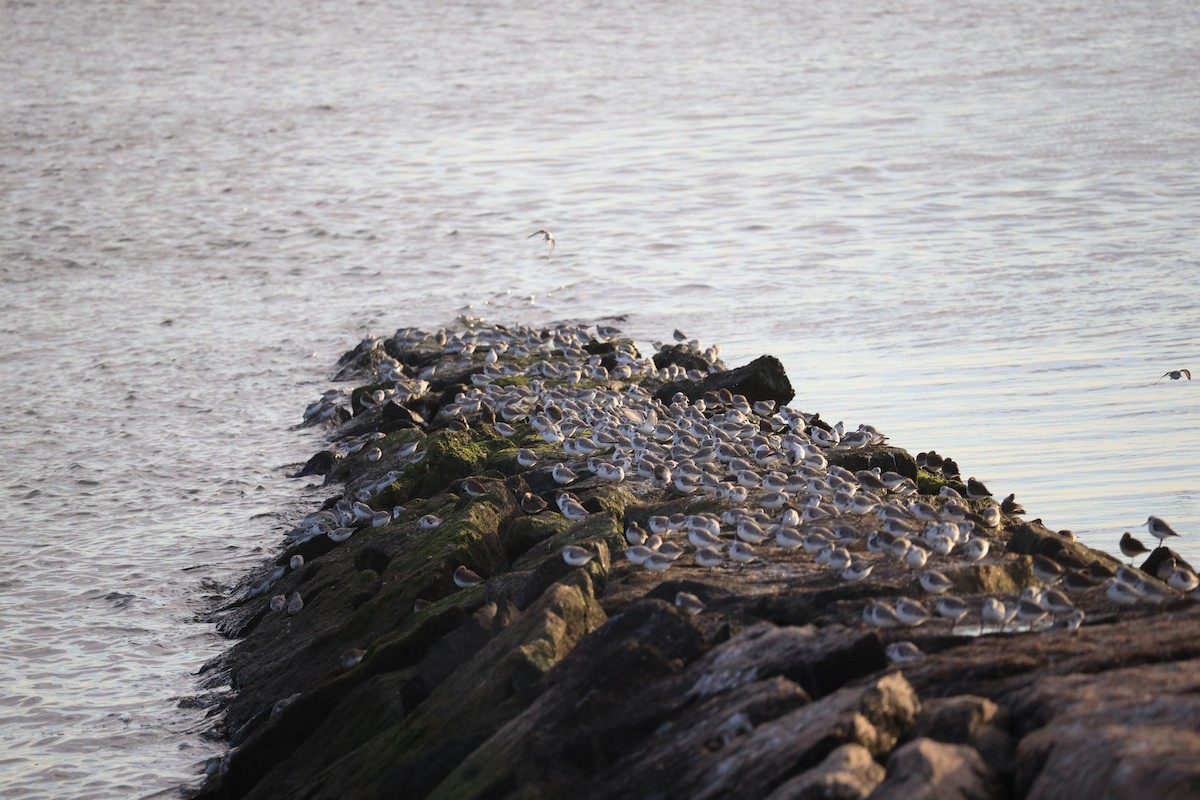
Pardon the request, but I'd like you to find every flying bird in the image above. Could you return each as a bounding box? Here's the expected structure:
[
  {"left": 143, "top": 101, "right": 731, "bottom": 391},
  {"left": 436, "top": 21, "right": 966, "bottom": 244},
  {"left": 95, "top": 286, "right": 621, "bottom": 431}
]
[
  {"left": 527, "top": 229, "right": 555, "bottom": 259},
  {"left": 1155, "top": 369, "right": 1191, "bottom": 383}
]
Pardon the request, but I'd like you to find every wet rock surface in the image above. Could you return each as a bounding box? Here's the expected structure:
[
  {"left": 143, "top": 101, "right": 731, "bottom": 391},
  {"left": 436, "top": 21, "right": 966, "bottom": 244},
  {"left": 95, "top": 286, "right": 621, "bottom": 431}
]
[{"left": 195, "top": 322, "right": 1200, "bottom": 800}]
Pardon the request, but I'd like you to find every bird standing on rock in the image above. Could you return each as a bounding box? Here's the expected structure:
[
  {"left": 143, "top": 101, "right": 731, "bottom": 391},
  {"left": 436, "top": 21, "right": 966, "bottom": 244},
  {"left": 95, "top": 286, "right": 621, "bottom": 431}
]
[
  {"left": 1145, "top": 515, "right": 1180, "bottom": 548},
  {"left": 1000, "top": 493, "right": 1025, "bottom": 514},
  {"left": 1119, "top": 532, "right": 1150, "bottom": 564},
  {"left": 965, "top": 477, "right": 993, "bottom": 501}
]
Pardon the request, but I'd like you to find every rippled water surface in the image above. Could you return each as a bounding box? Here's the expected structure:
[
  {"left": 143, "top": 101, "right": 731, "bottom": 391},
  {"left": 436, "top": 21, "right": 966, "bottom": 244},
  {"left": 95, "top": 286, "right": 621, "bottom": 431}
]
[{"left": 2, "top": 0, "right": 1198, "bottom": 796}]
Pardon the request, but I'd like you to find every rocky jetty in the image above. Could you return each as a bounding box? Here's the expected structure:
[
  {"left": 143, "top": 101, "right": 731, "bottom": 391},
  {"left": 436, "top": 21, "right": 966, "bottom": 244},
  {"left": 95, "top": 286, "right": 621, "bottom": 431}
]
[{"left": 195, "top": 322, "right": 1200, "bottom": 800}]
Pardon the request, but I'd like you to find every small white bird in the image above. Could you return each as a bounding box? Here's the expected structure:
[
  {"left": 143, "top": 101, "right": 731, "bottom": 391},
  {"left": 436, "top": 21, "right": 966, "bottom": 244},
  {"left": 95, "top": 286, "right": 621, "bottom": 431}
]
[
  {"left": 886, "top": 641, "right": 926, "bottom": 664},
  {"left": 552, "top": 463, "right": 578, "bottom": 484},
  {"left": 561, "top": 545, "right": 594, "bottom": 566},
  {"left": 920, "top": 570, "right": 954, "bottom": 595},
  {"left": 729, "top": 540, "right": 759, "bottom": 563},
  {"left": 675, "top": 591, "right": 705, "bottom": 616},
  {"left": 527, "top": 229, "right": 555, "bottom": 259},
  {"left": 418, "top": 514, "right": 442, "bottom": 530}
]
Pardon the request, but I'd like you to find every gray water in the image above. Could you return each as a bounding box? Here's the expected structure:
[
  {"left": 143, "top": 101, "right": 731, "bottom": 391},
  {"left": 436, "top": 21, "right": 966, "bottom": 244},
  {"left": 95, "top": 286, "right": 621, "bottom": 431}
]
[{"left": 2, "top": 0, "right": 1198, "bottom": 796}]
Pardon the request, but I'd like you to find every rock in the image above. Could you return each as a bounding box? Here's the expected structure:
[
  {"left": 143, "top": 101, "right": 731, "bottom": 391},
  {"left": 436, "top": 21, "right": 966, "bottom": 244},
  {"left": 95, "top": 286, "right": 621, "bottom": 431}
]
[
  {"left": 381, "top": 400, "right": 428, "bottom": 431},
  {"left": 652, "top": 343, "right": 711, "bottom": 373},
  {"left": 294, "top": 449, "right": 339, "bottom": 477},
  {"left": 826, "top": 446, "right": 918, "bottom": 480},
  {"left": 764, "top": 743, "right": 886, "bottom": 800},
  {"left": 589, "top": 671, "right": 919, "bottom": 800},
  {"left": 1011, "top": 657, "right": 1200, "bottom": 800},
  {"left": 654, "top": 354, "right": 794, "bottom": 407},
  {"left": 910, "top": 696, "right": 1014, "bottom": 780},
  {"left": 682, "top": 622, "right": 887, "bottom": 701},
  {"left": 869, "top": 738, "right": 1002, "bottom": 800}
]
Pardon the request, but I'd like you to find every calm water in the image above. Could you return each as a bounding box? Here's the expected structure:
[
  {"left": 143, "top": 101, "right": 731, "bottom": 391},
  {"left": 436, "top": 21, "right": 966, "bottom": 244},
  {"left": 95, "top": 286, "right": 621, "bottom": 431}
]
[{"left": 2, "top": 0, "right": 1198, "bottom": 796}]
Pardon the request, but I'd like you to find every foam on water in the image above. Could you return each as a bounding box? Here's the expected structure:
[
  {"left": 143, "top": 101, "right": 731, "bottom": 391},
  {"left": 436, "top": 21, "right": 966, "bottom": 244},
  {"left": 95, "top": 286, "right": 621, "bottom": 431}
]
[{"left": 1, "top": 0, "right": 1197, "bottom": 796}]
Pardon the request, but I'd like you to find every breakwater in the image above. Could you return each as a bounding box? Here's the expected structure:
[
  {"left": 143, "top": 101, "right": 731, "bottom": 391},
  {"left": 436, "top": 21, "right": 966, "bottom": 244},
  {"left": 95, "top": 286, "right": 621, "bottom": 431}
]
[{"left": 195, "top": 322, "right": 1200, "bottom": 800}]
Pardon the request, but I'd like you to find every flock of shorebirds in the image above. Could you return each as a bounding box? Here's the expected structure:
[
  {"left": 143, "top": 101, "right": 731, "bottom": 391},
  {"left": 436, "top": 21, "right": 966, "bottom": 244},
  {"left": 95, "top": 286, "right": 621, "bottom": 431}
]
[{"left": 282, "top": 321, "right": 1193, "bottom": 665}]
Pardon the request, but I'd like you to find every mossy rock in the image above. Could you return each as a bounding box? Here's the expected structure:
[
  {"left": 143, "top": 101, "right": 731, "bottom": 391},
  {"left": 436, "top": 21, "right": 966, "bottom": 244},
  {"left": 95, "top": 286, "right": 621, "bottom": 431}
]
[
  {"left": 503, "top": 513, "right": 574, "bottom": 561},
  {"left": 916, "top": 469, "right": 966, "bottom": 496}
]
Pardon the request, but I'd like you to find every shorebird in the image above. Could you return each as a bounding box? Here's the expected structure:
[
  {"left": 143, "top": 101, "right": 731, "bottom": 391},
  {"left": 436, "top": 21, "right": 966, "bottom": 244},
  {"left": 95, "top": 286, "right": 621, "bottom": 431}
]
[
  {"left": 1000, "top": 493, "right": 1025, "bottom": 515},
  {"left": 886, "top": 641, "right": 925, "bottom": 664},
  {"left": 561, "top": 545, "right": 594, "bottom": 566},
  {"left": 675, "top": 591, "right": 705, "bottom": 616},
  {"left": 527, "top": 229, "right": 555, "bottom": 259},
  {"left": 453, "top": 565, "right": 484, "bottom": 588},
  {"left": 1145, "top": 515, "right": 1180, "bottom": 548},
  {"left": 1119, "top": 531, "right": 1150, "bottom": 564},
  {"left": 1155, "top": 369, "right": 1191, "bottom": 383},
  {"left": 965, "top": 477, "right": 993, "bottom": 501}
]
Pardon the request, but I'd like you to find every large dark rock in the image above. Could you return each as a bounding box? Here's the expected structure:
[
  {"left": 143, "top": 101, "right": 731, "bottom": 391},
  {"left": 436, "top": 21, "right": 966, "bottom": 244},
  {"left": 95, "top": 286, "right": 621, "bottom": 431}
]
[{"left": 654, "top": 354, "right": 794, "bottom": 407}]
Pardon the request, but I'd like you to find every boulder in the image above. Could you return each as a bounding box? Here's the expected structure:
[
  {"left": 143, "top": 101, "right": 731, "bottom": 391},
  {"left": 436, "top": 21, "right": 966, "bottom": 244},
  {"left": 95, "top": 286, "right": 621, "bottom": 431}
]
[
  {"left": 869, "top": 738, "right": 1002, "bottom": 800},
  {"left": 654, "top": 354, "right": 795, "bottom": 407},
  {"left": 764, "top": 743, "right": 886, "bottom": 800}
]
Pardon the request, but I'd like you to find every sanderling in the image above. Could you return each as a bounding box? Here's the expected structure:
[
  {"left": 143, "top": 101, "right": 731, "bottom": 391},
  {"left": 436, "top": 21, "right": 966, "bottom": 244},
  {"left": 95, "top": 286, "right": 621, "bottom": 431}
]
[
  {"left": 935, "top": 596, "right": 969, "bottom": 623},
  {"left": 981, "top": 597, "right": 1011, "bottom": 630},
  {"left": 1119, "top": 532, "right": 1150, "bottom": 564},
  {"left": 527, "top": 229, "right": 555, "bottom": 259},
  {"left": 643, "top": 553, "right": 677, "bottom": 571},
  {"left": 625, "top": 521, "right": 648, "bottom": 546},
  {"left": 1168, "top": 566, "right": 1199, "bottom": 592},
  {"left": 453, "top": 565, "right": 485, "bottom": 588},
  {"left": 920, "top": 570, "right": 954, "bottom": 595},
  {"left": 841, "top": 558, "right": 873, "bottom": 582},
  {"left": 418, "top": 514, "right": 442, "bottom": 530},
  {"left": 675, "top": 591, "right": 705, "bottom": 616},
  {"left": 904, "top": 546, "right": 930, "bottom": 570},
  {"left": 964, "top": 537, "right": 989, "bottom": 562},
  {"left": 516, "top": 448, "right": 538, "bottom": 468},
  {"left": 287, "top": 591, "right": 304, "bottom": 615},
  {"left": 864, "top": 601, "right": 901, "bottom": 628},
  {"left": 1106, "top": 578, "right": 1141, "bottom": 606},
  {"left": 729, "top": 540, "right": 759, "bottom": 563},
  {"left": 1155, "top": 369, "right": 1192, "bottom": 382},
  {"left": 552, "top": 463, "right": 578, "bottom": 484},
  {"left": 1145, "top": 515, "right": 1180, "bottom": 548},
  {"left": 895, "top": 598, "right": 930, "bottom": 626},
  {"left": 886, "top": 641, "right": 925, "bottom": 664},
  {"left": 559, "top": 498, "right": 590, "bottom": 521},
  {"left": 328, "top": 526, "right": 355, "bottom": 543},
  {"left": 269, "top": 594, "right": 287, "bottom": 613},
  {"left": 461, "top": 477, "right": 488, "bottom": 498},
  {"left": 695, "top": 547, "right": 725, "bottom": 567},
  {"left": 289, "top": 554, "right": 305, "bottom": 571},
  {"left": 561, "top": 545, "right": 594, "bottom": 566}
]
